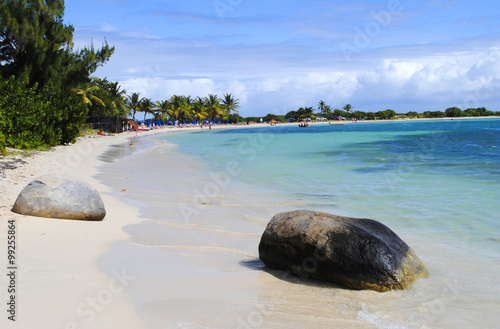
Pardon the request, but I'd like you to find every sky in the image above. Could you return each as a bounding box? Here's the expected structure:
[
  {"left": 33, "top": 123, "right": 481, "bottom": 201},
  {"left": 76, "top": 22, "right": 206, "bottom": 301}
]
[{"left": 65, "top": 0, "right": 500, "bottom": 116}]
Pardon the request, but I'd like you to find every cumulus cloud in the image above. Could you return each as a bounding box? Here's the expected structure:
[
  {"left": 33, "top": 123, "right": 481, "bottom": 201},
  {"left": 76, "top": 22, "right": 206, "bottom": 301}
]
[{"left": 112, "top": 47, "right": 500, "bottom": 114}]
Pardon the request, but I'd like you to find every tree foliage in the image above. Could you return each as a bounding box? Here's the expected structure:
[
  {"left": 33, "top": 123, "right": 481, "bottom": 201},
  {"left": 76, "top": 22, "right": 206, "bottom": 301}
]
[
  {"left": 0, "top": 0, "right": 114, "bottom": 90},
  {"left": 0, "top": 0, "right": 115, "bottom": 148},
  {"left": 0, "top": 76, "right": 87, "bottom": 149}
]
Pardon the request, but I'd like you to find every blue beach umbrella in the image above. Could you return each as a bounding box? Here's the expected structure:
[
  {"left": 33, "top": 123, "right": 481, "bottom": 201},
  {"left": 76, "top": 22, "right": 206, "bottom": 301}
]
[
  {"left": 147, "top": 121, "right": 150, "bottom": 127},
  {"left": 183, "top": 119, "right": 185, "bottom": 125}
]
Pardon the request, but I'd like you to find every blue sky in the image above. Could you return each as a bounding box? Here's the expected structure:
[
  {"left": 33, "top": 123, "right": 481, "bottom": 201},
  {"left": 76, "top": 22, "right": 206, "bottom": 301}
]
[{"left": 65, "top": 0, "right": 500, "bottom": 116}]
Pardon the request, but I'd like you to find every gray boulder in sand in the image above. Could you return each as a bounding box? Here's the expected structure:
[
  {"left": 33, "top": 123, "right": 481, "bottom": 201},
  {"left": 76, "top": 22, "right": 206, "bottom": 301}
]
[
  {"left": 12, "top": 175, "right": 106, "bottom": 221},
  {"left": 259, "top": 210, "right": 428, "bottom": 292}
]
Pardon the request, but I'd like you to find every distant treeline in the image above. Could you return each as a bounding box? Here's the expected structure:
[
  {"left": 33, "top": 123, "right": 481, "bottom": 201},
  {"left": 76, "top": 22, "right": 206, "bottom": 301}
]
[{"left": 246, "top": 102, "right": 499, "bottom": 124}]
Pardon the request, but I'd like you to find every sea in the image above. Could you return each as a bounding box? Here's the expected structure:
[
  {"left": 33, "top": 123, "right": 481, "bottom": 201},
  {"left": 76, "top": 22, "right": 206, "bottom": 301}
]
[{"left": 97, "top": 118, "right": 500, "bottom": 329}]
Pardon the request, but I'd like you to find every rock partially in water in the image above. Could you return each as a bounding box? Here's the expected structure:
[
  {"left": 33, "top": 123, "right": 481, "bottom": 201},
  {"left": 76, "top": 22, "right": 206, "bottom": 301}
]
[
  {"left": 259, "top": 210, "right": 428, "bottom": 292},
  {"left": 12, "top": 175, "right": 106, "bottom": 221}
]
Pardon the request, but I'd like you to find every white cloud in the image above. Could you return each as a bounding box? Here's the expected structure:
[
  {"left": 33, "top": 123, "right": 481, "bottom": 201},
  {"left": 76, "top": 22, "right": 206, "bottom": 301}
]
[{"left": 98, "top": 23, "right": 118, "bottom": 32}]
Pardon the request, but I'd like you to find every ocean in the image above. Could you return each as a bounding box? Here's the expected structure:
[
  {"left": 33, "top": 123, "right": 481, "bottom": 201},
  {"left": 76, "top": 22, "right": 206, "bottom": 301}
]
[{"left": 97, "top": 118, "right": 500, "bottom": 328}]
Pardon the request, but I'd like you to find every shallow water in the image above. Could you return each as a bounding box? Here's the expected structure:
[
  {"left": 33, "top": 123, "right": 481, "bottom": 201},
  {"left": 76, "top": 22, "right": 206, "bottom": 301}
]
[{"left": 97, "top": 119, "right": 500, "bottom": 328}]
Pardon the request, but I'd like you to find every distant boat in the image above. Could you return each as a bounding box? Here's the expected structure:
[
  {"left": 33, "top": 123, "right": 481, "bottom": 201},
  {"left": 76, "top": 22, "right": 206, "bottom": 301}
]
[
  {"left": 298, "top": 122, "right": 308, "bottom": 127},
  {"left": 329, "top": 122, "right": 345, "bottom": 126}
]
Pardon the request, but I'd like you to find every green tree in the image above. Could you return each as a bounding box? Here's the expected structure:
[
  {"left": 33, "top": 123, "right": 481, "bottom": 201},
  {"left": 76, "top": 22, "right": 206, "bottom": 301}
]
[
  {"left": 155, "top": 99, "right": 170, "bottom": 121},
  {"left": 318, "top": 100, "right": 327, "bottom": 115},
  {"left": 0, "top": 76, "right": 87, "bottom": 148},
  {"left": 192, "top": 96, "right": 208, "bottom": 122},
  {"left": 105, "top": 81, "right": 128, "bottom": 117},
  {"left": 205, "top": 94, "right": 223, "bottom": 121},
  {"left": 168, "top": 95, "right": 191, "bottom": 122},
  {"left": 406, "top": 111, "right": 419, "bottom": 118},
  {"left": 342, "top": 104, "right": 354, "bottom": 115},
  {"left": 445, "top": 107, "right": 463, "bottom": 117},
  {"left": 221, "top": 93, "right": 240, "bottom": 117},
  {"left": 0, "top": 0, "right": 114, "bottom": 90},
  {"left": 128, "top": 92, "right": 144, "bottom": 121},
  {"left": 285, "top": 110, "right": 298, "bottom": 121},
  {"left": 139, "top": 98, "right": 154, "bottom": 121},
  {"left": 72, "top": 79, "right": 105, "bottom": 108}
]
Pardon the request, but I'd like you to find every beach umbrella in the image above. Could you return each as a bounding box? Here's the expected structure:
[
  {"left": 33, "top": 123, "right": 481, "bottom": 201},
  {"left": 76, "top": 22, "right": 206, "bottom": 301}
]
[
  {"left": 177, "top": 120, "right": 180, "bottom": 126},
  {"left": 147, "top": 121, "right": 150, "bottom": 127},
  {"left": 192, "top": 119, "right": 195, "bottom": 125},
  {"left": 183, "top": 119, "right": 185, "bottom": 125},
  {"left": 162, "top": 120, "right": 165, "bottom": 126}
]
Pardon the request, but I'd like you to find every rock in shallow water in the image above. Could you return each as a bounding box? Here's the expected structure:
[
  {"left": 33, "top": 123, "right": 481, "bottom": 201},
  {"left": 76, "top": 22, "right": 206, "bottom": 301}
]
[
  {"left": 11, "top": 175, "right": 106, "bottom": 221},
  {"left": 258, "top": 210, "right": 428, "bottom": 292}
]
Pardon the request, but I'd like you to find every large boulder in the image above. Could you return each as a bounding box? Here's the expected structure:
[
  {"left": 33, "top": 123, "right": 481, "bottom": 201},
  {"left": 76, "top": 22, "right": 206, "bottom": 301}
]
[
  {"left": 12, "top": 175, "right": 106, "bottom": 221},
  {"left": 259, "top": 210, "right": 428, "bottom": 292}
]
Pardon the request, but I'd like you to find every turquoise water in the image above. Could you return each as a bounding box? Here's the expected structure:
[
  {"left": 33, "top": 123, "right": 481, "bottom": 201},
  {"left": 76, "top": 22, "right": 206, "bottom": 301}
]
[
  {"left": 98, "top": 118, "right": 500, "bottom": 328},
  {"left": 163, "top": 119, "right": 500, "bottom": 246}
]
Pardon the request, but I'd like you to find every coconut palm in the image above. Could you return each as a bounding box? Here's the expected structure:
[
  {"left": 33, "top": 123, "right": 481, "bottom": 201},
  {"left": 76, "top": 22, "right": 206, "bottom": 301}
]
[
  {"left": 72, "top": 83, "right": 105, "bottom": 108},
  {"left": 342, "top": 104, "right": 354, "bottom": 114},
  {"left": 191, "top": 96, "right": 208, "bottom": 122},
  {"left": 318, "top": 100, "right": 327, "bottom": 115},
  {"left": 155, "top": 99, "right": 171, "bottom": 121},
  {"left": 205, "top": 94, "right": 223, "bottom": 121},
  {"left": 221, "top": 93, "right": 240, "bottom": 116},
  {"left": 128, "top": 92, "right": 144, "bottom": 121},
  {"left": 139, "top": 98, "right": 154, "bottom": 121},
  {"left": 108, "top": 82, "right": 128, "bottom": 116}
]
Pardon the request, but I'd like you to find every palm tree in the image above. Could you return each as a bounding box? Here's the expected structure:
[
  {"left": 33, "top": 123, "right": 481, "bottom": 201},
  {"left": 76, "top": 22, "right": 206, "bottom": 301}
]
[
  {"left": 108, "top": 82, "right": 128, "bottom": 117},
  {"left": 139, "top": 98, "right": 154, "bottom": 121},
  {"left": 305, "top": 106, "right": 314, "bottom": 119},
  {"left": 72, "top": 84, "right": 105, "bottom": 108},
  {"left": 318, "top": 100, "right": 327, "bottom": 115},
  {"left": 168, "top": 95, "right": 191, "bottom": 122},
  {"left": 324, "top": 105, "right": 332, "bottom": 118},
  {"left": 205, "top": 94, "right": 223, "bottom": 121},
  {"left": 191, "top": 96, "right": 208, "bottom": 123},
  {"left": 155, "top": 99, "right": 171, "bottom": 121},
  {"left": 221, "top": 93, "right": 240, "bottom": 118},
  {"left": 128, "top": 92, "right": 144, "bottom": 121},
  {"left": 342, "top": 104, "right": 354, "bottom": 115}
]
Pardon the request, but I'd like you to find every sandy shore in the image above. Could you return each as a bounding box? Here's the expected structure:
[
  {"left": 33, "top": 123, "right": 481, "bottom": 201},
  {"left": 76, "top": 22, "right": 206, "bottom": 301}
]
[
  {"left": 0, "top": 127, "right": 196, "bottom": 329},
  {"left": 0, "top": 123, "right": 273, "bottom": 329}
]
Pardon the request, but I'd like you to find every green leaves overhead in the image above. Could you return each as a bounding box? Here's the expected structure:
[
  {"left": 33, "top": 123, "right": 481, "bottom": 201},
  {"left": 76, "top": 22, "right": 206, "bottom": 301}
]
[{"left": 0, "top": 0, "right": 114, "bottom": 90}]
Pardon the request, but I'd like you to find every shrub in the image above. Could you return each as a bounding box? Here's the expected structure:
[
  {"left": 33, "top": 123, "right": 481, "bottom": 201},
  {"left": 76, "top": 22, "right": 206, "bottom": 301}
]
[{"left": 0, "top": 76, "right": 88, "bottom": 149}]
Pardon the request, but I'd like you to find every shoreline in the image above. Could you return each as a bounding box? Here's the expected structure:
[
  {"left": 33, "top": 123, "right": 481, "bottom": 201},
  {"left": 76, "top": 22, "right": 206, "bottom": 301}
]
[{"left": 0, "top": 129, "right": 169, "bottom": 328}]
